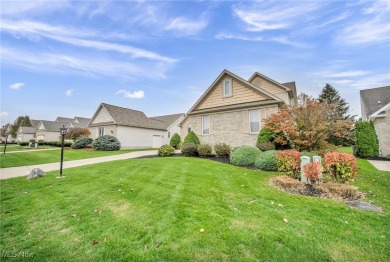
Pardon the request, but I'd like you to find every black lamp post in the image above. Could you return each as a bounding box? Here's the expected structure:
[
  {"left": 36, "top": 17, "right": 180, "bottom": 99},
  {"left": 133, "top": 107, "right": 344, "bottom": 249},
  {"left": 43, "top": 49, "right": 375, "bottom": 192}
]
[
  {"left": 59, "top": 125, "right": 67, "bottom": 177},
  {"left": 3, "top": 132, "right": 10, "bottom": 154}
]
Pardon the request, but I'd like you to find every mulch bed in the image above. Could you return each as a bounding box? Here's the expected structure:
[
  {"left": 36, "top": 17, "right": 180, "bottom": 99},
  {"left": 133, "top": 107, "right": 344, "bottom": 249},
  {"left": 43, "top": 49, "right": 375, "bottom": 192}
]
[{"left": 269, "top": 176, "right": 364, "bottom": 201}]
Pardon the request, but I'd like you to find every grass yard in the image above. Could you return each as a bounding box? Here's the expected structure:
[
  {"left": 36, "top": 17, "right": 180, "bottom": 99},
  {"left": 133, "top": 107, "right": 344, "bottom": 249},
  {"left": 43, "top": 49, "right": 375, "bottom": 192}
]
[
  {"left": 0, "top": 145, "right": 54, "bottom": 152},
  {"left": 0, "top": 148, "right": 155, "bottom": 168},
  {"left": 0, "top": 157, "right": 388, "bottom": 261}
]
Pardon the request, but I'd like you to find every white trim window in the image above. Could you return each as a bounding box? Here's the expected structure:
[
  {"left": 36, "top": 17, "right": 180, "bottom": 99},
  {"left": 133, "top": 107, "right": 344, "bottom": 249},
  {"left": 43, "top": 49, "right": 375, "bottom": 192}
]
[
  {"left": 223, "top": 79, "right": 232, "bottom": 97},
  {"left": 98, "top": 127, "right": 105, "bottom": 137},
  {"left": 202, "top": 115, "right": 210, "bottom": 135},
  {"left": 249, "top": 110, "right": 260, "bottom": 133}
]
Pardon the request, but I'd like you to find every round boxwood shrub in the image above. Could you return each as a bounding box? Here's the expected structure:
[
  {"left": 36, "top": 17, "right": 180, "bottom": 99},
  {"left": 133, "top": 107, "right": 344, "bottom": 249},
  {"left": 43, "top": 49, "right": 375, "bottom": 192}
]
[
  {"left": 214, "top": 143, "right": 231, "bottom": 157},
  {"left": 169, "top": 133, "right": 181, "bottom": 149},
  {"left": 181, "top": 142, "right": 198, "bottom": 156},
  {"left": 72, "top": 137, "right": 93, "bottom": 149},
  {"left": 92, "top": 135, "right": 121, "bottom": 151},
  {"left": 158, "top": 144, "right": 175, "bottom": 157},
  {"left": 254, "top": 150, "right": 277, "bottom": 171},
  {"left": 256, "top": 141, "right": 275, "bottom": 151},
  {"left": 230, "top": 146, "right": 261, "bottom": 166},
  {"left": 197, "top": 144, "right": 212, "bottom": 157},
  {"left": 354, "top": 121, "right": 379, "bottom": 158},
  {"left": 257, "top": 128, "right": 275, "bottom": 143},
  {"left": 184, "top": 131, "right": 200, "bottom": 145}
]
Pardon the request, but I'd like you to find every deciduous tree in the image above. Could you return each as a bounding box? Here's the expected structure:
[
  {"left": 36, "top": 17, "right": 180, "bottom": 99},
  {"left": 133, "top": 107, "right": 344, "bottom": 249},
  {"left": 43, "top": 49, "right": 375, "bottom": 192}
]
[
  {"left": 65, "top": 128, "right": 90, "bottom": 140},
  {"left": 10, "top": 116, "right": 32, "bottom": 137}
]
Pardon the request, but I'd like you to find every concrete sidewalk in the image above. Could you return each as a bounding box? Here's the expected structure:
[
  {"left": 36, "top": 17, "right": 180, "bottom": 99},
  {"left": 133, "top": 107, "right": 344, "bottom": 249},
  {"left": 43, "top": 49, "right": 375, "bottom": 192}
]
[
  {"left": 368, "top": 160, "right": 390, "bottom": 172},
  {"left": 1, "top": 148, "right": 61, "bottom": 154},
  {"left": 0, "top": 150, "right": 157, "bottom": 180}
]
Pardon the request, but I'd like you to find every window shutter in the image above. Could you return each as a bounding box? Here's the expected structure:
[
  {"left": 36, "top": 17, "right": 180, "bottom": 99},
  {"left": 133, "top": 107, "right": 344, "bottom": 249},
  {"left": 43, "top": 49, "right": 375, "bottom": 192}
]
[
  {"left": 260, "top": 108, "right": 267, "bottom": 129},
  {"left": 209, "top": 115, "right": 213, "bottom": 135},
  {"left": 243, "top": 110, "right": 249, "bottom": 133}
]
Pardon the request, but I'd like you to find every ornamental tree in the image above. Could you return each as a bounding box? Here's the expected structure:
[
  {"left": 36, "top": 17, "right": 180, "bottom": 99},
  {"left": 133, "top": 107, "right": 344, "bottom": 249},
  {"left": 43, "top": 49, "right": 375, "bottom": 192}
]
[
  {"left": 65, "top": 128, "right": 91, "bottom": 140},
  {"left": 264, "top": 94, "right": 353, "bottom": 151}
]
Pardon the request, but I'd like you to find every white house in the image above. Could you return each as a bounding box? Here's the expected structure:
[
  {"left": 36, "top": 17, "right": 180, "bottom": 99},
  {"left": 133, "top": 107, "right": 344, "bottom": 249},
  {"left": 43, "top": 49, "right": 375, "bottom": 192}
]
[
  {"left": 16, "top": 126, "right": 36, "bottom": 142},
  {"left": 35, "top": 120, "right": 71, "bottom": 142},
  {"left": 88, "top": 103, "right": 183, "bottom": 148}
]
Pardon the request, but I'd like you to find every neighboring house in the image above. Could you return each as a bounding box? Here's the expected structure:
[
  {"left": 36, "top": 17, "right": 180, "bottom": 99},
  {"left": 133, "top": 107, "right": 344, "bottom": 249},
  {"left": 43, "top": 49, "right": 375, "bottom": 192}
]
[
  {"left": 179, "top": 69, "right": 297, "bottom": 147},
  {"left": 67, "top": 117, "right": 91, "bottom": 129},
  {"left": 31, "top": 119, "right": 41, "bottom": 128},
  {"left": 88, "top": 103, "right": 183, "bottom": 148},
  {"left": 35, "top": 120, "right": 71, "bottom": 142},
  {"left": 56, "top": 117, "right": 73, "bottom": 123},
  {"left": 16, "top": 126, "right": 37, "bottom": 142},
  {"left": 360, "top": 86, "right": 390, "bottom": 156}
]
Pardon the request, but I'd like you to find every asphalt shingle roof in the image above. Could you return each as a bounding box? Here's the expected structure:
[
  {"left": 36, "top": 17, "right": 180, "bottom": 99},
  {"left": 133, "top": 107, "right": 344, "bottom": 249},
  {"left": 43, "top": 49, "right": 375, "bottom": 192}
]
[
  {"left": 71, "top": 117, "right": 91, "bottom": 128},
  {"left": 56, "top": 117, "right": 73, "bottom": 123},
  {"left": 19, "top": 126, "right": 37, "bottom": 134},
  {"left": 150, "top": 113, "right": 184, "bottom": 128},
  {"left": 360, "top": 86, "right": 390, "bottom": 118},
  {"left": 40, "top": 121, "right": 70, "bottom": 132}
]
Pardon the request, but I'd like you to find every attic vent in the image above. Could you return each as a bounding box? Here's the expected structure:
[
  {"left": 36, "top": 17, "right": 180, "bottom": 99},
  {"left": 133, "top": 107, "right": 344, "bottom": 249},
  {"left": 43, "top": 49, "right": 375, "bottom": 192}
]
[{"left": 378, "top": 101, "right": 381, "bottom": 104}]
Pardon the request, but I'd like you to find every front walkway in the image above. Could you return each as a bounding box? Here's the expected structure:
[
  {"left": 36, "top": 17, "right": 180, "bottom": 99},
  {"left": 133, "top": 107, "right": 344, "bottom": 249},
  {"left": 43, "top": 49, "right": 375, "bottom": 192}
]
[
  {"left": 0, "top": 150, "right": 157, "bottom": 180},
  {"left": 1, "top": 148, "right": 61, "bottom": 154},
  {"left": 368, "top": 160, "right": 390, "bottom": 172}
]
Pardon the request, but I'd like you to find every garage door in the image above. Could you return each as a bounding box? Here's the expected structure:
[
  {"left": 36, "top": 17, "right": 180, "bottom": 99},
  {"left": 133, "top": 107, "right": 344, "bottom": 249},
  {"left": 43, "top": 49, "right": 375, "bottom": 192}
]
[{"left": 36, "top": 135, "right": 45, "bottom": 141}]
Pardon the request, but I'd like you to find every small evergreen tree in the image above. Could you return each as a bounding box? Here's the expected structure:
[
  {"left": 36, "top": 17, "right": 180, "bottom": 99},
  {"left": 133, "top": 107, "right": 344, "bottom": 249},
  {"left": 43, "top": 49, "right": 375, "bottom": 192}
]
[
  {"left": 183, "top": 131, "right": 200, "bottom": 145},
  {"left": 318, "top": 84, "right": 350, "bottom": 118},
  {"left": 10, "top": 116, "right": 32, "bottom": 137},
  {"left": 169, "top": 133, "right": 181, "bottom": 149},
  {"left": 354, "top": 121, "right": 379, "bottom": 158}
]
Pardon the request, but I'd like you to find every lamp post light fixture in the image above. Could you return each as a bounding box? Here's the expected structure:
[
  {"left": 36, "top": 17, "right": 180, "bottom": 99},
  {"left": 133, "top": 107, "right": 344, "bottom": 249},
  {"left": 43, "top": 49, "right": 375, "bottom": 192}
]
[
  {"left": 3, "top": 132, "right": 10, "bottom": 154},
  {"left": 59, "top": 125, "right": 67, "bottom": 178}
]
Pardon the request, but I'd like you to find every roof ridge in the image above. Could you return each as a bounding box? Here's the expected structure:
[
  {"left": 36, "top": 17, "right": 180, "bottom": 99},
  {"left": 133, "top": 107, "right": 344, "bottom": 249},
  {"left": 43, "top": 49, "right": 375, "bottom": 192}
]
[{"left": 102, "top": 103, "right": 145, "bottom": 114}]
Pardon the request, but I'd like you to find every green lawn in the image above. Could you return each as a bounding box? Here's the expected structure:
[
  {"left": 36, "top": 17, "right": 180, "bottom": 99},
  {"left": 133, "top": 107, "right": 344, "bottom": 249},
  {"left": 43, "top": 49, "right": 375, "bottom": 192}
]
[
  {"left": 0, "top": 157, "right": 388, "bottom": 261},
  {"left": 0, "top": 145, "right": 54, "bottom": 152},
  {"left": 0, "top": 148, "right": 155, "bottom": 168}
]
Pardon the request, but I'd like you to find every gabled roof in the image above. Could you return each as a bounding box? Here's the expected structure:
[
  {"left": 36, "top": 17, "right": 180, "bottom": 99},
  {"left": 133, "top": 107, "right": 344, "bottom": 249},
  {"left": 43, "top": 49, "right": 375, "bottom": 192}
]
[
  {"left": 56, "top": 117, "right": 73, "bottom": 123},
  {"left": 31, "top": 119, "right": 41, "bottom": 127},
  {"left": 18, "top": 126, "right": 36, "bottom": 134},
  {"left": 150, "top": 113, "right": 184, "bottom": 129},
  {"left": 249, "top": 72, "right": 292, "bottom": 92},
  {"left": 38, "top": 120, "right": 69, "bottom": 132},
  {"left": 186, "top": 69, "right": 283, "bottom": 114},
  {"left": 369, "top": 103, "right": 390, "bottom": 119},
  {"left": 68, "top": 117, "right": 91, "bottom": 128},
  {"left": 89, "top": 103, "right": 178, "bottom": 130},
  {"left": 360, "top": 86, "right": 390, "bottom": 119}
]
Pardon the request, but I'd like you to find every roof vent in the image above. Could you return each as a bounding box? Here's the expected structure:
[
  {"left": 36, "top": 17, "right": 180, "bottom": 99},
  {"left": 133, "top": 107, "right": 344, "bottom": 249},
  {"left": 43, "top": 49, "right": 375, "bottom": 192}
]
[{"left": 378, "top": 101, "right": 381, "bottom": 104}]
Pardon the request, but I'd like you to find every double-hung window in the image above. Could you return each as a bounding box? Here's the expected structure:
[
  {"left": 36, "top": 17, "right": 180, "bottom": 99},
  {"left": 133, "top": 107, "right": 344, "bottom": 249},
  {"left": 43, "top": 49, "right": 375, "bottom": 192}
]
[
  {"left": 98, "top": 127, "right": 105, "bottom": 137},
  {"left": 223, "top": 79, "right": 232, "bottom": 97},
  {"left": 249, "top": 110, "right": 260, "bottom": 133},
  {"left": 202, "top": 115, "right": 210, "bottom": 135}
]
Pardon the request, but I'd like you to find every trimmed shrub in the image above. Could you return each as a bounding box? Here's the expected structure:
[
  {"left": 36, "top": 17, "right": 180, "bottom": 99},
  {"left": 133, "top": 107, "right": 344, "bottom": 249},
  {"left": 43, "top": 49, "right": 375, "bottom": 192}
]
[
  {"left": 230, "top": 146, "right": 261, "bottom": 166},
  {"left": 169, "top": 133, "right": 181, "bottom": 149},
  {"left": 275, "top": 150, "right": 301, "bottom": 178},
  {"left": 354, "top": 121, "right": 379, "bottom": 158},
  {"left": 257, "top": 128, "right": 275, "bottom": 143},
  {"left": 214, "top": 143, "right": 231, "bottom": 157},
  {"left": 181, "top": 142, "right": 198, "bottom": 156},
  {"left": 303, "top": 162, "right": 323, "bottom": 184},
  {"left": 256, "top": 142, "right": 275, "bottom": 151},
  {"left": 19, "top": 142, "right": 29, "bottom": 146},
  {"left": 324, "top": 152, "right": 358, "bottom": 183},
  {"left": 184, "top": 131, "right": 200, "bottom": 145},
  {"left": 254, "top": 150, "right": 277, "bottom": 171},
  {"left": 386, "top": 154, "right": 390, "bottom": 160},
  {"left": 72, "top": 137, "right": 93, "bottom": 149},
  {"left": 178, "top": 141, "right": 183, "bottom": 150},
  {"left": 197, "top": 144, "right": 212, "bottom": 157},
  {"left": 92, "top": 135, "right": 121, "bottom": 151},
  {"left": 158, "top": 144, "right": 175, "bottom": 157}
]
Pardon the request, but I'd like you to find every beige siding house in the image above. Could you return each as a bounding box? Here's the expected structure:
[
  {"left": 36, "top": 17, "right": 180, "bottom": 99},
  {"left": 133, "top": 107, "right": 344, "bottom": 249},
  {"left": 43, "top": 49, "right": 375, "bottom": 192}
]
[
  {"left": 16, "top": 127, "right": 36, "bottom": 142},
  {"left": 179, "top": 69, "right": 297, "bottom": 147},
  {"left": 35, "top": 120, "right": 70, "bottom": 142},
  {"left": 361, "top": 86, "right": 390, "bottom": 156},
  {"left": 88, "top": 103, "right": 183, "bottom": 148}
]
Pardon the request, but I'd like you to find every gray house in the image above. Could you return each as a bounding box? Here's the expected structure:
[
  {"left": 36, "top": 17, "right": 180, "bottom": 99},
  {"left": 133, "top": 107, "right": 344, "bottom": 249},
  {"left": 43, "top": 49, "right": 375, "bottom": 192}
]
[{"left": 360, "top": 86, "right": 390, "bottom": 156}]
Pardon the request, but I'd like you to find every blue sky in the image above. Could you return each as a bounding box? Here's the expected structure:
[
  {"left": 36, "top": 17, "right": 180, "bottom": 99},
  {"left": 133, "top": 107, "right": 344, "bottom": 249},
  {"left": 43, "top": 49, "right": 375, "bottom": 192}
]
[{"left": 1, "top": 0, "right": 389, "bottom": 126}]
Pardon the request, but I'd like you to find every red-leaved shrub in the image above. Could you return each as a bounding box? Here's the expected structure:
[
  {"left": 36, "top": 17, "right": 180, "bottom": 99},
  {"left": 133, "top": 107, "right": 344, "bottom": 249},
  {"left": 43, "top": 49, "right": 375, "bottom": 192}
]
[
  {"left": 324, "top": 152, "right": 358, "bottom": 183},
  {"left": 303, "top": 162, "right": 323, "bottom": 184},
  {"left": 275, "top": 150, "right": 301, "bottom": 178}
]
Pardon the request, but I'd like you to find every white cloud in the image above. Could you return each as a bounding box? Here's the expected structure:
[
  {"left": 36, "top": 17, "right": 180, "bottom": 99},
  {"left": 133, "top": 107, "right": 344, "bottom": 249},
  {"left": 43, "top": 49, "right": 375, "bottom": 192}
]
[
  {"left": 0, "top": 20, "right": 177, "bottom": 63},
  {"left": 336, "top": 1, "right": 390, "bottom": 45},
  {"left": 116, "top": 90, "right": 145, "bottom": 99},
  {"left": 165, "top": 15, "right": 208, "bottom": 35},
  {"left": 0, "top": 1, "right": 69, "bottom": 17},
  {"left": 9, "top": 82, "right": 24, "bottom": 90},
  {"left": 65, "top": 89, "right": 73, "bottom": 97},
  {"left": 0, "top": 112, "right": 9, "bottom": 125},
  {"left": 233, "top": 2, "right": 324, "bottom": 32},
  {"left": 2, "top": 46, "right": 174, "bottom": 79},
  {"left": 315, "top": 70, "right": 370, "bottom": 78}
]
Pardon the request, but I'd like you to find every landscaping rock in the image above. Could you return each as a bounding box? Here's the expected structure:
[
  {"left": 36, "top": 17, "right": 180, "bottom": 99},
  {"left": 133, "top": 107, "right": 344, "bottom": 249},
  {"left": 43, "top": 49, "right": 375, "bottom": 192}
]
[
  {"left": 345, "top": 201, "right": 383, "bottom": 213},
  {"left": 27, "top": 168, "right": 46, "bottom": 180}
]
